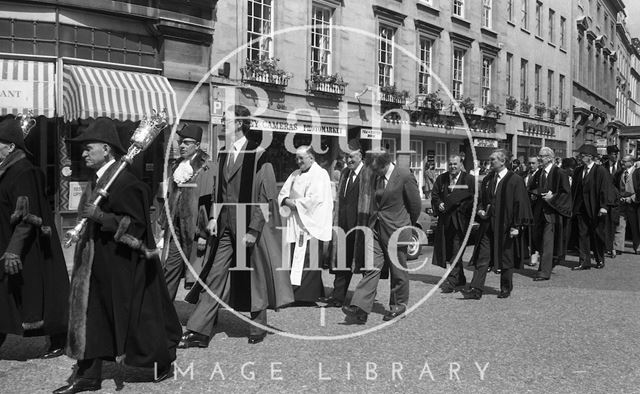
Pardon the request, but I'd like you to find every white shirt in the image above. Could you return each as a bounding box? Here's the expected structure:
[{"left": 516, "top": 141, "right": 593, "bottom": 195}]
[
  {"left": 583, "top": 162, "right": 594, "bottom": 179},
  {"left": 229, "top": 135, "right": 247, "bottom": 163},
  {"left": 383, "top": 163, "right": 395, "bottom": 188},
  {"left": 495, "top": 167, "right": 508, "bottom": 192},
  {"left": 544, "top": 163, "right": 553, "bottom": 176},
  {"left": 96, "top": 159, "right": 116, "bottom": 181}
]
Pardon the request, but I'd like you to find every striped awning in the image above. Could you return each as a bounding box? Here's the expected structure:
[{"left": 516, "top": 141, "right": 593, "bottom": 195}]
[
  {"left": 62, "top": 65, "right": 177, "bottom": 123},
  {"left": 0, "top": 59, "right": 55, "bottom": 117}
]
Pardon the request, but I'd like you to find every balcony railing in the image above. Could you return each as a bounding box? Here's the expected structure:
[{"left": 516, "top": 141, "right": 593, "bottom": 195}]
[
  {"left": 306, "top": 80, "right": 346, "bottom": 96},
  {"left": 241, "top": 70, "right": 290, "bottom": 87}
]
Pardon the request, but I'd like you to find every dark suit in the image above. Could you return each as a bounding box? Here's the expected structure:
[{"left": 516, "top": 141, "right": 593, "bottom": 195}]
[
  {"left": 571, "top": 163, "right": 613, "bottom": 266},
  {"left": 532, "top": 165, "right": 572, "bottom": 278},
  {"left": 616, "top": 167, "right": 640, "bottom": 252},
  {"left": 331, "top": 165, "right": 362, "bottom": 302},
  {"left": 431, "top": 171, "right": 475, "bottom": 287},
  {"left": 350, "top": 165, "right": 421, "bottom": 314}
]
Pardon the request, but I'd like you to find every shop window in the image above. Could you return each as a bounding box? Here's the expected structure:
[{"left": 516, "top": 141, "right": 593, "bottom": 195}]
[
  {"left": 247, "top": 0, "right": 274, "bottom": 61},
  {"left": 418, "top": 37, "right": 432, "bottom": 93},
  {"left": 310, "top": 4, "right": 333, "bottom": 75},
  {"left": 378, "top": 25, "right": 395, "bottom": 87}
]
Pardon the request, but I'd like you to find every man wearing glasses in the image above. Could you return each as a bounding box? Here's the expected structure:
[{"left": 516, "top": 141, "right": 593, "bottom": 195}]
[{"left": 159, "top": 124, "right": 215, "bottom": 300}]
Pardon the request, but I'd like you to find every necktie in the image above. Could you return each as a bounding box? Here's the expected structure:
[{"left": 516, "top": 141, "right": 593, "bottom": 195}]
[
  {"left": 227, "top": 145, "right": 236, "bottom": 167},
  {"left": 540, "top": 171, "right": 548, "bottom": 194},
  {"left": 624, "top": 170, "right": 629, "bottom": 186},
  {"left": 583, "top": 166, "right": 589, "bottom": 182},
  {"left": 489, "top": 174, "right": 498, "bottom": 197},
  {"left": 344, "top": 171, "right": 354, "bottom": 196}
]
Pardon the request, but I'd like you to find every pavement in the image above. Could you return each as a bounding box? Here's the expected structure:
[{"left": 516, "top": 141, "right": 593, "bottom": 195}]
[{"left": 1, "top": 245, "right": 639, "bottom": 393}]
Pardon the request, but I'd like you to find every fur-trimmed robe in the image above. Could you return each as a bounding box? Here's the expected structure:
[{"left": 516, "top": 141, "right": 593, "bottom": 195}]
[
  {"left": 471, "top": 170, "right": 533, "bottom": 270},
  {"left": 159, "top": 149, "right": 215, "bottom": 278},
  {"left": 67, "top": 167, "right": 181, "bottom": 368},
  {"left": 186, "top": 140, "right": 294, "bottom": 312},
  {"left": 0, "top": 151, "right": 69, "bottom": 336}
]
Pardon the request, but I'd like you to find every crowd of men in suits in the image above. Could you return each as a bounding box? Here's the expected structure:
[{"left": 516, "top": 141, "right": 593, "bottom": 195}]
[{"left": 1, "top": 105, "right": 639, "bottom": 393}]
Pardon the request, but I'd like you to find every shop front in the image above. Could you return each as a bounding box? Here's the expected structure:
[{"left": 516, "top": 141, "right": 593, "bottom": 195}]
[
  {"left": 57, "top": 61, "right": 178, "bottom": 235},
  {"left": 504, "top": 114, "right": 572, "bottom": 163}
]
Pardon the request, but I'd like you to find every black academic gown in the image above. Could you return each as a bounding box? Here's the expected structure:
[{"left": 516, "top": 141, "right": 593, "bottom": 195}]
[
  {"left": 431, "top": 171, "right": 475, "bottom": 268},
  {"left": 67, "top": 167, "right": 181, "bottom": 369},
  {"left": 471, "top": 171, "right": 533, "bottom": 270},
  {"left": 0, "top": 153, "right": 69, "bottom": 336}
]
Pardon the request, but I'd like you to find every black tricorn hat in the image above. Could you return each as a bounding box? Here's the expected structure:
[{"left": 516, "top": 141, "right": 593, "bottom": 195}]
[
  {"left": 66, "top": 117, "right": 126, "bottom": 154},
  {"left": 0, "top": 118, "right": 31, "bottom": 155},
  {"left": 177, "top": 124, "right": 203, "bottom": 142},
  {"left": 575, "top": 144, "right": 598, "bottom": 157},
  {"left": 606, "top": 145, "right": 620, "bottom": 154}
]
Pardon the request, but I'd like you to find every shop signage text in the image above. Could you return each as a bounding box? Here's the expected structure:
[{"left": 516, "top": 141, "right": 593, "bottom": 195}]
[
  {"left": 473, "top": 138, "right": 498, "bottom": 148},
  {"left": 360, "top": 128, "right": 382, "bottom": 140},
  {"left": 0, "top": 81, "right": 32, "bottom": 110},
  {"left": 522, "top": 122, "right": 556, "bottom": 137},
  {"left": 250, "top": 119, "right": 346, "bottom": 137}
]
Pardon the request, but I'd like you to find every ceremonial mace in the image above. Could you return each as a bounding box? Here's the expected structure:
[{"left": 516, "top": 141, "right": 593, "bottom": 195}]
[
  {"left": 17, "top": 110, "right": 37, "bottom": 137},
  {"left": 64, "top": 109, "right": 168, "bottom": 248}
]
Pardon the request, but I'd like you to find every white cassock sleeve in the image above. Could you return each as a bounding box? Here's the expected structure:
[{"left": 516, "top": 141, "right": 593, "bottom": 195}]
[{"left": 292, "top": 163, "right": 334, "bottom": 241}]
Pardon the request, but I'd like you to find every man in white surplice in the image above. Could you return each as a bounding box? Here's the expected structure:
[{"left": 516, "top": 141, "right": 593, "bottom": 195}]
[{"left": 278, "top": 146, "right": 333, "bottom": 303}]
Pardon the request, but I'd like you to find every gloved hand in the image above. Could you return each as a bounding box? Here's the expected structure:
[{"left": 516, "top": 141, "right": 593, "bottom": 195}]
[
  {"left": 2, "top": 252, "right": 22, "bottom": 275},
  {"left": 81, "top": 203, "right": 105, "bottom": 223}
]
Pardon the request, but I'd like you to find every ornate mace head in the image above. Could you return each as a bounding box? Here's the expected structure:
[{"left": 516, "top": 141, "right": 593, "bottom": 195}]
[
  {"left": 17, "top": 110, "right": 36, "bottom": 137},
  {"left": 130, "top": 108, "right": 169, "bottom": 151}
]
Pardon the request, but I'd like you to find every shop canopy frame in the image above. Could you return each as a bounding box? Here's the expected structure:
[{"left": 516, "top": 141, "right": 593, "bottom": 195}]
[
  {"left": 62, "top": 64, "right": 178, "bottom": 123},
  {"left": 0, "top": 58, "right": 55, "bottom": 117}
]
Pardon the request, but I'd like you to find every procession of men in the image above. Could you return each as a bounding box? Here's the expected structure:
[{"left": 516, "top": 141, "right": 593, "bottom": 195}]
[{"left": 1, "top": 109, "right": 640, "bottom": 393}]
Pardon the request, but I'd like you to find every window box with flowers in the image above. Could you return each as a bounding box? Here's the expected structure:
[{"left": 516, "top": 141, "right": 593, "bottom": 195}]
[
  {"left": 483, "top": 102, "right": 502, "bottom": 118},
  {"left": 379, "top": 85, "right": 410, "bottom": 105},
  {"left": 534, "top": 101, "right": 546, "bottom": 118},
  {"left": 520, "top": 97, "right": 532, "bottom": 114},
  {"left": 547, "top": 106, "right": 559, "bottom": 121},
  {"left": 306, "top": 71, "right": 348, "bottom": 96},
  {"left": 416, "top": 91, "right": 444, "bottom": 111},
  {"left": 454, "top": 97, "right": 476, "bottom": 114},
  {"left": 506, "top": 95, "right": 518, "bottom": 112},
  {"left": 559, "top": 108, "right": 569, "bottom": 123},
  {"left": 241, "top": 58, "right": 292, "bottom": 87}
]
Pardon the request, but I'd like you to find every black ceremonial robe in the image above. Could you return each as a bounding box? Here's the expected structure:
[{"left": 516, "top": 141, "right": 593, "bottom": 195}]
[
  {"left": 0, "top": 152, "right": 69, "bottom": 336},
  {"left": 471, "top": 171, "right": 533, "bottom": 270},
  {"left": 67, "top": 167, "right": 181, "bottom": 368}
]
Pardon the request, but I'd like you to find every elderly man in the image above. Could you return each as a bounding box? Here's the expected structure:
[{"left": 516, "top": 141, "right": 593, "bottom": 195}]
[
  {"left": 431, "top": 154, "right": 475, "bottom": 293},
  {"left": 58, "top": 117, "right": 181, "bottom": 393},
  {"left": 531, "top": 147, "right": 572, "bottom": 281},
  {"left": 615, "top": 155, "right": 640, "bottom": 254},
  {"left": 523, "top": 155, "right": 542, "bottom": 266},
  {"left": 342, "top": 151, "right": 421, "bottom": 323},
  {"left": 159, "top": 124, "right": 214, "bottom": 299},
  {"left": 279, "top": 146, "right": 333, "bottom": 304},
  {"left": 570, "top": 144, "right": 613, "bottom": 270},
  {"left": 183, "top": 105, "right": 293, "bottom": 346},
  {"left": 0, "top": 118, "right": 68, "bottom": 358},
  {"left": 462, "top": 149, "right": 532, "bottom": 300}
]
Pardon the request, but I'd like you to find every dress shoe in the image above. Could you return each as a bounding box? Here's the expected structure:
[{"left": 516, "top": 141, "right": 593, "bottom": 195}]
[
  {"left": 320, "top": 297, "right": 343, "bottom": 308},
  {"left": 178, "top": 331, "right": 209, "bottom": 349},
  {"left": 461, "top": 288, "right": 482, "bottom": 300},
  {"left": 248, "top": 333, "right": 266, "bottom": 344},
  {"left": 594, "top": 261, "right": 605, "bottom": 269},
  {"left": 154, "top": 365, "right": 174, "bottom": 383},
  {"left": 341, "top": 305, "right": 368, "bottom": 324},
  {"left": 42, "top": 347, "right": 65, "bottom": 359},
  {"left": 183, "top": 282, "right": 194, "bottom": 290},
  {"left": 440, "top": 285, "right": 455, "bottom": 294},
  {"left": 532, "top": 276, "right": 550, "bottom": 281},
  {"left": 616, "top": 250, "right": 624, "bottom": 256},
  {"left": 53, "top": 379, "right": 101, "bottom": 394},
  {"left": 572, "top": 264, "right": 591, "bottom": 270},
  {"left": 605, "top": 251, "right": 615, "bottom": 259},
  {"left": 382, "top": 306, "right": 406, "bottom": 321},
  {"left": 497, "top": 290, "right": 511, "bottom": 299},
  {"left": 0, "top": 333, "right": 6, "bottom": 349}
]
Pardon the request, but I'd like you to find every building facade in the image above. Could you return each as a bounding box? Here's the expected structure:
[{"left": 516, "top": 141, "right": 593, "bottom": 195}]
[{"left": 0, "top": 0, "right": 215, "bottom": 234}]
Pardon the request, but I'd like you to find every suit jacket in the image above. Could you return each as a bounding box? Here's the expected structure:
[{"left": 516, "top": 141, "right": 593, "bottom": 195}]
[
  {"left": 431, "top": 171, "right": 475, "bottom": 267},
  {"left": 571, "top": 164, "right": 613, "bottom": 219},
  {"left": 369, "top": 166, "right": 422, "bottom": 244},
  {"left": 337, "top": 167, "right": 361, "bottom": 231}
]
